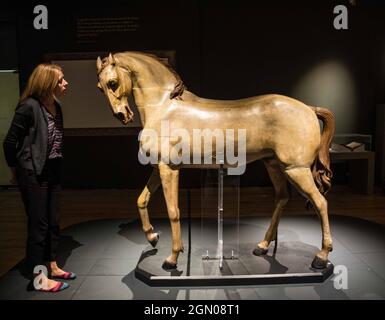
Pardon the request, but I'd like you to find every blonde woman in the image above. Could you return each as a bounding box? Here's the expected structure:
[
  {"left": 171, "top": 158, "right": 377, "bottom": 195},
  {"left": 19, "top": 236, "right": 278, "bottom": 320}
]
[{"left": 3, "top": 63, "right": 75, "bottom": 292}]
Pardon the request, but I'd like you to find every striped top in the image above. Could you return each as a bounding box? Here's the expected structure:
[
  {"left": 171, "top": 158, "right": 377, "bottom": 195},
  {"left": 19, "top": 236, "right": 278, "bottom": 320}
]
[{"left": 43, "top": 107, "right": 63, "bottom": 159}]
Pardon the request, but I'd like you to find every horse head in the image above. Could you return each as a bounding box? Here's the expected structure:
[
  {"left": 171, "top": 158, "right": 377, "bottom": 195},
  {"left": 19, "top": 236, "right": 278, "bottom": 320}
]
[
  {"left": 96, "top": 53, "right": 134, "bottom": 125},
  {"left": 97, "top": 52, "right": 187, "bottom": 126}
]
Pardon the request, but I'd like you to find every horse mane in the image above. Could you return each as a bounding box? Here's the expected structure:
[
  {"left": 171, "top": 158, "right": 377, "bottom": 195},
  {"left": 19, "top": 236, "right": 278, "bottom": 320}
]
[
  {"left": 133, "top": 52, "right": 186, "bottom": 99},
  {"left": 102, "top": 52, "right": 187, "bottom": 100}
]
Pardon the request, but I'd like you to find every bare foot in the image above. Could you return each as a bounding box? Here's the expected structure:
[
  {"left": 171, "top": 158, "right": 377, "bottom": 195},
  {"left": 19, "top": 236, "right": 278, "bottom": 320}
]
[
  {"left": 50, "top": 266, "right": 68, "bottom": 277},
  {"left": 50, "top": 261, "right": 72, "bottom": 277}
]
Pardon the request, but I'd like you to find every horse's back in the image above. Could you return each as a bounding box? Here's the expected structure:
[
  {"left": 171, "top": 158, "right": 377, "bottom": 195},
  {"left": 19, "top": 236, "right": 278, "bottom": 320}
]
[
  {"left": 158, "top": 93, "right": 321, "bottom": 169},
  {"left": 182, "top": 92, "right": 290, "bottom": 109}
]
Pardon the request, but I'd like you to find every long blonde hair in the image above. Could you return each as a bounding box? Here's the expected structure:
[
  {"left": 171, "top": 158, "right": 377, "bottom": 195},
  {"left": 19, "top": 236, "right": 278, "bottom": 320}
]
[{"left": 19, "top": 63, "right": 63, "bottom": 103}]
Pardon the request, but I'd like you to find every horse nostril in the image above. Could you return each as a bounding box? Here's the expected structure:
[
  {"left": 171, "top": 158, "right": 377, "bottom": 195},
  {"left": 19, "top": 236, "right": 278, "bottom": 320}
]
[{"left": 115, "top": 112, "right": 125, "bottom": 121}]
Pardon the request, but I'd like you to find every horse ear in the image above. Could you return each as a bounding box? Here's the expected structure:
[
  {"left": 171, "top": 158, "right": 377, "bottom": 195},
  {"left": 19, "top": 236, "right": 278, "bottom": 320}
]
[
  {"left": 96, "top": 56, "right": 103, "bottom": 73},
  {"left": 108, "top": 53, "right": 116, "bottom": 65}
]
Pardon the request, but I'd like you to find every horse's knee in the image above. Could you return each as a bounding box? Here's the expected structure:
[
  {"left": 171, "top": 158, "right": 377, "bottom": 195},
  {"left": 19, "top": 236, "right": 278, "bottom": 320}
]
[
  {"left": 169, "top": 216, "right": 180, "bottom": 223},
  {"left": 137, "top": 193, "right": 150, "bottom": 209},
  {"left": 168, "top": 209, "right": 180, "bottom": 223}
]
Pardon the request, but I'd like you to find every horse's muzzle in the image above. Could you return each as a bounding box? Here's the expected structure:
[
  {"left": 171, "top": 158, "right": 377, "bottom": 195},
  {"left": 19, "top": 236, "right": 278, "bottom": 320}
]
[
  {"left": 115, "top": 106, "right": 134, "bottom": 124},
  {"left": 115, "top": 112, "right": 127, "bottom": 123}
]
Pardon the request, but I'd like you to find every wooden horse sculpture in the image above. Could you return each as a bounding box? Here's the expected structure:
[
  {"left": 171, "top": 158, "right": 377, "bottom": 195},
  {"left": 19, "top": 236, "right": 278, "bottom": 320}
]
[{"left": 96, "top": 52, "right": 335, "bottom": 270}]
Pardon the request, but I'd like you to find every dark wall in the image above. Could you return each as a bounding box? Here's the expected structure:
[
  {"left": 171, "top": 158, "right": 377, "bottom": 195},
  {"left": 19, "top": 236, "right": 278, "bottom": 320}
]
[
  {"left": 13, "top": 1, "right": 202, "bottom": 94},
  {"left": 2, "top": 0, "right": 385, "bottom": 188},
  {"left": 200, "top": 5, "right": 383, "bottom": 132}
]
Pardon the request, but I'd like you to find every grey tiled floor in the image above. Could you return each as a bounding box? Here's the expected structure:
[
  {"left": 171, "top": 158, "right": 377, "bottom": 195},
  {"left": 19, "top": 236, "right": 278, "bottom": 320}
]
[{"left": 0, "top": 215, "right": 384, "bottom": 300}]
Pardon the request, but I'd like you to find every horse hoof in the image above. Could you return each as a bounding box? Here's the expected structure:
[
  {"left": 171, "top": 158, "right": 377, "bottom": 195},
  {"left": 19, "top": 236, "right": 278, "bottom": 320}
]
[
  {"left": 149, "top": 234, "right": 159, "bottom": 248},
  {"left": 311, "top": 256, "right": 328, "bottom": 269},
  {"left": 253, "top": 246, "right": 268, "bottom": 256},
  {"left": 162, "top": 260, "right": 177, "bottom": 270}
]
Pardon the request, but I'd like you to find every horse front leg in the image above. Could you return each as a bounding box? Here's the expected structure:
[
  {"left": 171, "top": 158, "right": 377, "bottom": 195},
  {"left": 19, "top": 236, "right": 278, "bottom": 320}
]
[
  {"left": 137, "top": 167, "right": 161, "bottom": 247},
  {"left": 158, "top": 163, "right": 183, "bottom": 269}
]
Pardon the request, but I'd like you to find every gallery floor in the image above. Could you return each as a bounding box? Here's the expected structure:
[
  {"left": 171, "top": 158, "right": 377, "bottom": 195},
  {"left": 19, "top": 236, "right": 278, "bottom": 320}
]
[{"left": 0, "top": 214, "right": 384, "bottom": 300}]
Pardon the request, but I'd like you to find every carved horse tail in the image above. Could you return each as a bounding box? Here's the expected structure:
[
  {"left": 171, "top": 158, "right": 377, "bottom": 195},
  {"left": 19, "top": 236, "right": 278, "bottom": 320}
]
[{"left": 309, "top": 106, "right": 336, "bottom": 197}]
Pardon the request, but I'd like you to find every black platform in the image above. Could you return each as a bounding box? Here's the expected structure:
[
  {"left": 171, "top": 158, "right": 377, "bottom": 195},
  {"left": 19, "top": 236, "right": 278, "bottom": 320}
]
[{"left": 135, "top": 241, "right": 334, "bottom": 286}]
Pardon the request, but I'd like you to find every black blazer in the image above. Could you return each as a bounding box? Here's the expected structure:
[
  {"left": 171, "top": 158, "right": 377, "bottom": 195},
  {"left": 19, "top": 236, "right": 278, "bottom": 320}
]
[{"left": 3, "top": 97, "right": 63, "bottom": 175}]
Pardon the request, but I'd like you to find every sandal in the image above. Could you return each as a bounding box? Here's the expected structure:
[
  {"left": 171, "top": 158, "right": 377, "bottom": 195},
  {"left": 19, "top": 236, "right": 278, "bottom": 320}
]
[{"left": 39, "top": 281, "right": 69, "bottom": 292}]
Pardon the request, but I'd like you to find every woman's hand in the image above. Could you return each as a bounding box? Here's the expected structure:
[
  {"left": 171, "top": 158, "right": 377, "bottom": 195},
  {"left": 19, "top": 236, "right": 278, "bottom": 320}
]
[{"left": 9, "top": 167, "right": 17, "bottom": 185}]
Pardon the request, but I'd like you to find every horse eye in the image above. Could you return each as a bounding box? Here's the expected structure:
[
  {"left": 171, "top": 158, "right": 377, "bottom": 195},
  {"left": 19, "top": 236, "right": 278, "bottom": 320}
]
[{"left": 108, "top": 80, "right": 119, "bottom": 92}]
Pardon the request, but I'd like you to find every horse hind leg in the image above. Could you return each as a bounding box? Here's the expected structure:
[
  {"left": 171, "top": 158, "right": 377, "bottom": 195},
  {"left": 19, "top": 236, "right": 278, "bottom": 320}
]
[
  {"left": 137, "top": 167, "right": 161, "bottom": 247},
  {"left": 253, "top": 158, "right": 290, "bottom": 256},
  {"left": 284, "top": 166, "right": 333, "bottom": 269}
]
